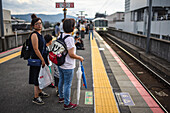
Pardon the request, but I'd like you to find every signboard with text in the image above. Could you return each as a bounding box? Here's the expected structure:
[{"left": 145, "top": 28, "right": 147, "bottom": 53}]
[
  {"left": 78, "top": 16, "right": 85, "bottom": 19},
  {"left": 56, "top": 2, "right": 74, "bottom": 8}
]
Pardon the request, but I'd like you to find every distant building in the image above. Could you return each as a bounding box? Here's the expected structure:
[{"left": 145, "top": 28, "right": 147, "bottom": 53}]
[
  {"left": 95, "top": 13, "right": 106, "bottom": 18},
  {"left": 11, "top": 17, "right": 31, "bottom": 32},
  {"left": 2, "top": 9, "right": 13, "bottom": 35},
  {"left": 107, "top": 0, "right": 170, "bottom": 41},
  {"left": 106, "top": 12, "right": 124, "bottom": 29}
]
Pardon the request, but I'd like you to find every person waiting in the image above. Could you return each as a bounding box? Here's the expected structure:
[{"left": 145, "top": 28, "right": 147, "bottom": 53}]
[
  {"left": 55, "top": 22, "right": 60, "bottom": 37},
  {"left": 79, "top": 21, "right": 85, "bottom": 39},
  {"left": 88, "top": 21, "right": 94, "bottom": 40},
  {"left": 74, "top": 32, "right": 85, "bottom": 50}
]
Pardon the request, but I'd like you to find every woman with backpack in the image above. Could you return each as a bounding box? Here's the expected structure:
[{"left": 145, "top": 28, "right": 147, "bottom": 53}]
[
  {"left": 58, "top": 18, "right": 84, "bottom": 110},
  {"left": 29, "top": 14, "right": 49, "bottom": 105}
]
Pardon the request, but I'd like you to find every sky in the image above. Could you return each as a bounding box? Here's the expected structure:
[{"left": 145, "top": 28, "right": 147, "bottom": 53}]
[{"left": 2, "top": 0, "right": 125, "bottom": 18}]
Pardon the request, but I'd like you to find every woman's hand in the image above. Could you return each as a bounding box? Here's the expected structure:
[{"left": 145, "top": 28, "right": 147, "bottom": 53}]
[
  {"left": 41, "top": 59, "right": 45, "bottom": 68},
  {"left": 79, "top": 56, "right": 84, "bottom": 62}
]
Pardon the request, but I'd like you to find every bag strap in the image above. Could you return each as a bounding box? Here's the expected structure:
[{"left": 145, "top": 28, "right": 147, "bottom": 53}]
[
  {"left": 63, "top": 35, "right": 70, "bottom": 54},
  {"left": 58, "top": 33, "right": 70, "bottom": 40},
  {"left": 41, "top": 39, "right": 45, "bottom": 55},
  {"left": 63, "top": 35, "right": 70, "bottom": 41}
]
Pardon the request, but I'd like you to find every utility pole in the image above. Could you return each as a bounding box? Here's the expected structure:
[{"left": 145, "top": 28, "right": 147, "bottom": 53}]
[
  {"left": 64, "top": 0, "right": 66, "bottom": 19},
  {"left": 0, "top": 0, "right": 6, "bottom": 51},
  {"left": 56, "top": 1, "right": 74, "bottom": 19},
  {"left": 79, "top": 11, "right": 84, "bottom": 20},
  {"left": 146, "top": 0, "right": 152, "bottom": 53}
]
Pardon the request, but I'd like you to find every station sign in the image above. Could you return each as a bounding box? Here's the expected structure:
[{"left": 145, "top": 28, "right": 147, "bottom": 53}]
[
  {"left": 56, "top": 2, "right": 74, "bottom": 8},
  {"left": 78, "top": 16, "right": 85, "bottom": 18}
]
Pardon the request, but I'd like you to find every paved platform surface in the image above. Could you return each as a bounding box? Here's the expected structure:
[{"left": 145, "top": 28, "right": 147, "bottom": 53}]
[
  {"left": 0, "top": 34, "right": 93, "bottom": 113},
  {"left": 0, "top": 32, "right": 164, "bottom": 113},
  {"left": 94, "top": 32, "right": 163, "bottom": 113}
]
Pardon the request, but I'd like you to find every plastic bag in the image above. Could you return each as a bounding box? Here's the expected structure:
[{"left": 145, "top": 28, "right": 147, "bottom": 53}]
[{"left": 38, "top": 65, "right": 53, "bottom": 89}]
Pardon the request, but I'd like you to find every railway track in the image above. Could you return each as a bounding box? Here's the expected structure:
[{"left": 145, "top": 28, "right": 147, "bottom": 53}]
[{"left": 100, "top": 33, "right": 170, "bottom": 113}]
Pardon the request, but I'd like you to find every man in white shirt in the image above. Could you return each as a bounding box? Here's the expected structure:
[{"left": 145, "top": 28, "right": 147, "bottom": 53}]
[{"left": 59, "top": 19, "right": 65, "bottom": 38}]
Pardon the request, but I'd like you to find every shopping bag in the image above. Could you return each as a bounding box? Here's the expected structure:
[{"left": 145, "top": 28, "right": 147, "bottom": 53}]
[{"left": 38, "top": 65, "right": 53, "bottom": 89}]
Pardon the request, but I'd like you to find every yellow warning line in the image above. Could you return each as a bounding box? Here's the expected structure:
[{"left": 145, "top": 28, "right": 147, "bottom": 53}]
[
  {"left": 0, "top": 51, "right": 21, "bottom": 64},
  {"left": 91, "top": 32, "right": 119, "bottom": 113}
]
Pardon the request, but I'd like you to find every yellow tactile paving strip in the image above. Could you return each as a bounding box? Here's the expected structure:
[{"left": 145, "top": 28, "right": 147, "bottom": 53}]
[
  {"left": 0, "top": 51, "right": 21, "bottom": 64},
  {"left": 91, "top": 33, "right": 119, "bottom": 113}
]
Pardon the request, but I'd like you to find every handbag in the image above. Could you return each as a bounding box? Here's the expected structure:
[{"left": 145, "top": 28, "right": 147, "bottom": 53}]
[{"left": 27, "top": 59, "right": 41, "bottom": 66}]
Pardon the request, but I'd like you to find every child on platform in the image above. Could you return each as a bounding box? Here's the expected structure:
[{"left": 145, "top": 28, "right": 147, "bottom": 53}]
[{"left": 44, "top": 34, "right": 55, "bottom": 88}]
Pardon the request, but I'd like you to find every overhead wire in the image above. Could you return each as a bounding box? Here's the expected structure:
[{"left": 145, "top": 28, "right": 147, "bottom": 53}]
[{"left": 97, "top": 0, "right": 110, "bottom": 13}]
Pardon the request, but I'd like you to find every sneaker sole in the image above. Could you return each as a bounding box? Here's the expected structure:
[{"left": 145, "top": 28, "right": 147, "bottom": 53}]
[
  {"left": 39, "top": 95, "right": 50, "bottom": 98},
  {"left": 32, "top": 100, "right": 45, "bottom": 105},
  {"left": 64, "top": 106, "right": 77, "bottom": 110},
  {"left": 58, "top": 101, "right": 64, "bottom": 103}
]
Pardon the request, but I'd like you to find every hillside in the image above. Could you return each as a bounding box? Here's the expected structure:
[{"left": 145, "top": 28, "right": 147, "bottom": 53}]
[{"left": 12, "top": 13, "right": 76, "bottom": 23}]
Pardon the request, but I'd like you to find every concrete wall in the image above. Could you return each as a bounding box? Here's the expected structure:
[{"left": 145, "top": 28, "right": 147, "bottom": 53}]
[
  {"left": 0, "top": 29, "right": 54, "bottom": 52},
  {"left": 132, "top": 20, "right": 170, "bottom": 37},
  {"left": 130, "top": 0, "right": 148, "bottom": 11},
  {"left": 152, "top": 0, "right": 170, "bottom": 7},
  {"left": 124, "top": 12, "right": 134, "bottom": 33},
  {"left": 108, "top": 28, "right": 170, "bottom": 62},
  {"left": 130, "top": 0, "right": 170, "bottom": 11},
  {"left": 3, "top": 9, "right": 11, "bottom": 21},
  {"left": 115, "top": 22, "right": 125, "bottom": 30},
  {"left": 3, "top": 9, "right": 13, "bottom": 35}
]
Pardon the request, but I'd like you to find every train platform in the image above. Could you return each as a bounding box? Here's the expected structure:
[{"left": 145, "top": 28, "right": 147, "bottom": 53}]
[{"left": 0, "top": 31, "right": 165, "bottom": 113}]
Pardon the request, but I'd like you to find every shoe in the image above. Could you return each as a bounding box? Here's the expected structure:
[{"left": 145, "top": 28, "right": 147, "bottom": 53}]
[
  {"left": 58, "top": 98, "right": 64, "bottom": 103},
  {"left": 81, "top": 47, "right": 85, "bottom": 50},
  {"left": 64, "top": 102, "right": 77, "bottom": 110},
  {"left": 56, "top": 90, "right": 59, "bottom": 97},
  {"left": 39, "top": 91, "right": 50, "bottom": 98},
  {"left": 48, "top": 83, "right": 56, "bottom": 88},
  {"left": 32, "top": 97, "right": 44, "bottom": 105}
]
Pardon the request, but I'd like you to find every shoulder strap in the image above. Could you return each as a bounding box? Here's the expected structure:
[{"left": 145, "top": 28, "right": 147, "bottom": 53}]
[
  {"left": 62, "top": 35, "right": 70, "bottom": 55},
  {"left": 63, "top": 35, "right": 70, "bottom": 41}
]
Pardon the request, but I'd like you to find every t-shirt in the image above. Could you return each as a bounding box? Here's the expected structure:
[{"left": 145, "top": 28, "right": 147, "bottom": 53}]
[
  {"left": 55, "top": 25, "right": 60, "bottom": 35},
  {"left": 60, "top": 22, "right": 64, "bottom": 33},
  {"left": 80, "top": 24, "right": 85, "bottom": 31},
  {"left": 88, "top": 23, "right": 94, "bottom": 30},
  {"left": 59, "top": 33, "right": 76, "bottom": 69}
]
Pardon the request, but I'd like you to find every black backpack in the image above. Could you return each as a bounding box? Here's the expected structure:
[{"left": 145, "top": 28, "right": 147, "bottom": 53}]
[{"left": 20, "top": 39, "right": 30, "bottom": 60}]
